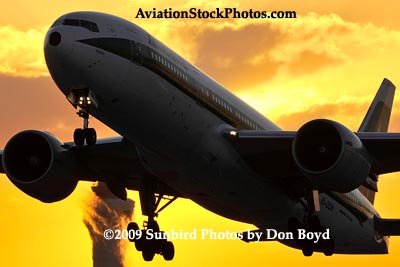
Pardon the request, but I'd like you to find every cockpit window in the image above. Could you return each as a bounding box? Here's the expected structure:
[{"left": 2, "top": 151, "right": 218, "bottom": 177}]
[
  {"left": 61, "top": 19, "right": 100, "bottom": 32},
  {"left": 90, "top": 22, "right": 99, "bottom": 32},
  {"left": 63, "top": 19, "right": 80, "bottom": 27},
  {"left": 80, "top": 20, "right": 91, "bottom": 31}
]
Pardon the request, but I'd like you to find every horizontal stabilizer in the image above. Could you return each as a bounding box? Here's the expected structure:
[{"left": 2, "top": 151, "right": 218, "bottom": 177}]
[{"left": 374, "top": 216, "right": 400, "bottom": 236}]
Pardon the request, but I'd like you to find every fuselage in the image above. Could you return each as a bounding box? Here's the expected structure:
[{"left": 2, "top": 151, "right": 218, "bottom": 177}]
[{"left": 44, "top": 11, "right": 389, "bottom": 254}]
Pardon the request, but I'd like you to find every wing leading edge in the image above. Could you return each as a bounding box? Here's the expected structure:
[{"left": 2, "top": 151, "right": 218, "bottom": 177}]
[
  {"left": 224, "top": 78, "right": 400, "bottom": 181},
  {"left": 1, "top": 136, "right": 182, "bottom": 199},
  {"left": 225, "top": 130, "right": 400, "bottom": 177}
]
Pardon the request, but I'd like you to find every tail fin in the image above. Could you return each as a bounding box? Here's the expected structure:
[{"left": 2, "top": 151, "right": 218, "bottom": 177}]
[
  {"left": 358, "top": 78, "right": 396, "bottom": 132},
  {"left": 358, "top": 78, "right": 396, "bottom": 204}
]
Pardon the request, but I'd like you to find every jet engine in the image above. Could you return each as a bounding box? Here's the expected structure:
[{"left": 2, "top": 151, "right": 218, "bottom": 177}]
[
  {"left": 2, "top": 130, "right": 79, "bottom": 203},
  {"left": 292, "top": 119, "right": 371, "bottom": 193}
]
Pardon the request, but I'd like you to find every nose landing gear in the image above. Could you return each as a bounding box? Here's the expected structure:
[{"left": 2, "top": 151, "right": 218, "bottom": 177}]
[
  {"left": 67, "top": 88, "right": 97, "bottom": 146},
  {"left": 73, "top": 109, "right": 97, "bottom": 146}
]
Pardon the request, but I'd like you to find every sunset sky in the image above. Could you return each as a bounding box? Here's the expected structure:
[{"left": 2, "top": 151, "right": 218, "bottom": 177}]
[{"left": 1, "top": 0, "right": 400, "bottom": 266}]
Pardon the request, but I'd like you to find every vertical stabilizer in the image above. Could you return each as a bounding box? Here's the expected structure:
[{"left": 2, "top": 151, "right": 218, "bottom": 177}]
[
  {"left": 358, "top": 78, "right": 396, "bottom": 204},
  {"left": 358, "top": 78, "right": 396, "bottom": 132}
]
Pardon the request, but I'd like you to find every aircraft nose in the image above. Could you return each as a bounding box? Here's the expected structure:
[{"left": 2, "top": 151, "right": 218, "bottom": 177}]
[
  {"left": 49, "top": 31, "right": 62, "bottom": 46},
  {"left": 44, "top": 27, "right": 76, "bottom": 68},
  {"left": 44, "top": 27, "right": 77, "bottom": 95}
]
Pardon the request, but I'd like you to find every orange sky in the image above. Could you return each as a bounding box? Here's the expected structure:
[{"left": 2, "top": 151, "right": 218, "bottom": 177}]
[{"left": 1, "top": 1, "right": 400, "bottom": 266}]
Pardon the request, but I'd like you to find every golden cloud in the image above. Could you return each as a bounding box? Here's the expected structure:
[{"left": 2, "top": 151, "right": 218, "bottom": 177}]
[
  {"left": 0, "top": 25, "right": 48, "bottom": 77},
  {"left": 2, "top": 10, "right": 400, "bottom": 134},
  {"left": 138, "top": 12, "right": 400, "bottom": 100},
  {"left": 273, "top": 98, "right": 370, "bottom": 130}
]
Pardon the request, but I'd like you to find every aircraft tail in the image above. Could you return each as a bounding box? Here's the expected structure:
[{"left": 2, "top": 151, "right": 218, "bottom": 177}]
[{"left": 358, "top": 78, "right": 396, "bottom": 204}]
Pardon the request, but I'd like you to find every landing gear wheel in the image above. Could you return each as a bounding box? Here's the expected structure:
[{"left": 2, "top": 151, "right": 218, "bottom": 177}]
[
  {"left": 323, "top": 239, "right": 335, "bottom": 256},
  {"left": 85, "top": 128, "right": 97, "bottom": 146},
  {"left": 74, "top": 128, "right": 85, "bottom": 146},
  {"left": 142, "top": 249, "right": 155, "bottom": 261},
  {"left": 132, "top": 179, "right": 179, "bottom": 261},
  {"left": 302, "top": 243, "right": 314, "bottom": 257},
  {"left": 135, "top": 233, "right": 145, "bottom": 251},
  {"left": 127, "top": 222, "right": 139, "bottom": 242},
  {"left": 162, "top": 241, "right": 175, "bottom": 261}
]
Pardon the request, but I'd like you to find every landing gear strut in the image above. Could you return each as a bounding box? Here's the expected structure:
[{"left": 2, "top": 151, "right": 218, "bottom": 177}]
[
  {"left": 127, "top": 178, "right": 177, "bottom": 261},
  {"left": 288, "top": 188, "right": 335, "bottom": 257}
]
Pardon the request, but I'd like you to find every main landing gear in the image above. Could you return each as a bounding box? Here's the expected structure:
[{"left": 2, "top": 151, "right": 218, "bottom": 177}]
[
  {"left": 288, "top": 189, "right": 335, "bottom": 257},
  {"left": 127, "top": 179, "right": 177, "bottom": 261}
]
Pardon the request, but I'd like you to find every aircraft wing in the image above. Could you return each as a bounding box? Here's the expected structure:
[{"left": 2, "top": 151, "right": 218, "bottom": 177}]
[
  {"left": 223, "top": 130, "right": 400, "bottom": 179},
  {"left": 223, "top": 130, "right": 300, "bottom": 179},
  {"left": 374, "top": 216, "right": 400, "bottom": 236},
  {"left": 356, "top": 132, "right": 400, "bottom": 174},
  {"left": 0, "top": 136, "right": 182, "bottom": 199},
  {"left": 67, "top": 137, "right": 183, "bottom": 198}
]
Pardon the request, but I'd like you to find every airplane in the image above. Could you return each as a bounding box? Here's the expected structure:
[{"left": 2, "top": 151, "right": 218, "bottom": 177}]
[{"left": 1, "top": 11, "right": 400, "bottom": 262}]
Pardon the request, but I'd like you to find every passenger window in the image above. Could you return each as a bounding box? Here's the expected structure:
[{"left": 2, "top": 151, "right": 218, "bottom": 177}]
[{"left": 62, "top": 19, "right": 99, "bottom": 32}]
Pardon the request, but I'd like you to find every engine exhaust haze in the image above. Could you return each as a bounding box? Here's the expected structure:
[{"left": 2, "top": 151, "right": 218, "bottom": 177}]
[{"left": 82, "top": 182, "right": 135, "bottom": 267}]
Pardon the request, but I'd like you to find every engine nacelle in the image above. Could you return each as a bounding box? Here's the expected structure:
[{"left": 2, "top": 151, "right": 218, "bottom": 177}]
[
  {"left": 293, "top": 119, "right": 371, "bottom": 193},
  {"left": 2, "top": 130, "right": 79, "bottom": 203}
]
